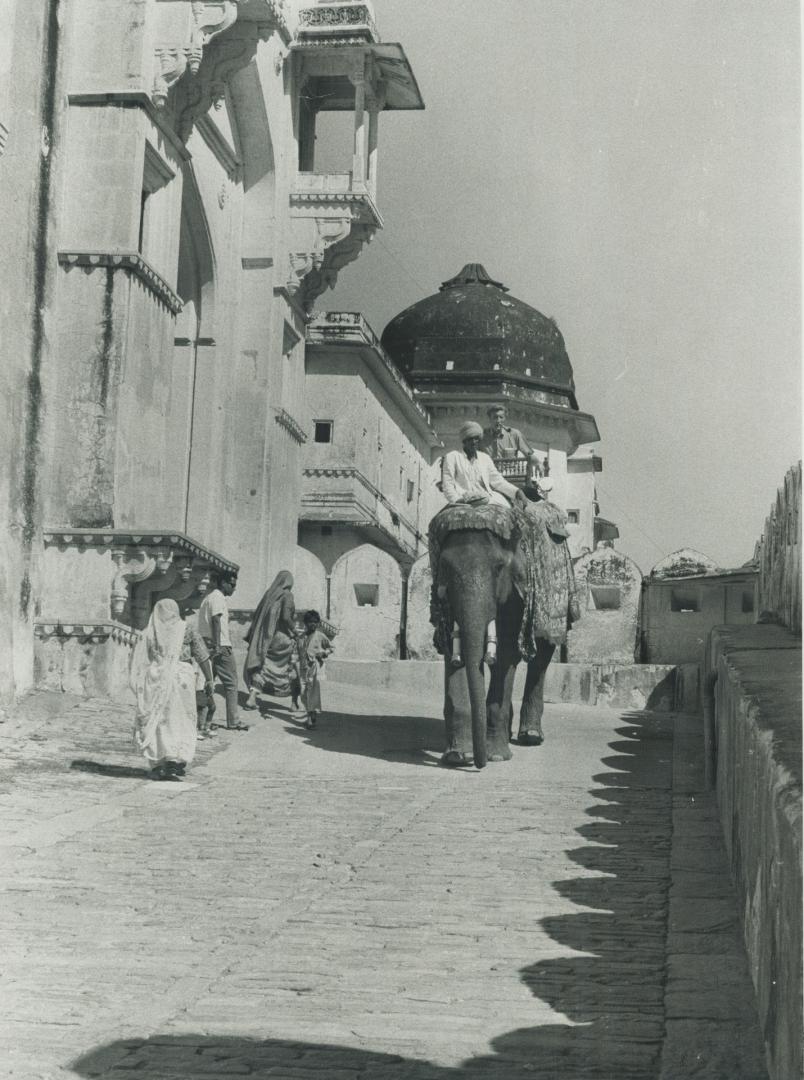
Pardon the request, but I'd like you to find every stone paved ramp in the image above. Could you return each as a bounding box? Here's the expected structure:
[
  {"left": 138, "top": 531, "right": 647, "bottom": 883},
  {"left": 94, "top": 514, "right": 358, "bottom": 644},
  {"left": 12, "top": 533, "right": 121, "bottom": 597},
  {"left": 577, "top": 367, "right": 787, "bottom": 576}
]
[{"left": 0, "top": 686, "right": 767, "bottom": 1079}]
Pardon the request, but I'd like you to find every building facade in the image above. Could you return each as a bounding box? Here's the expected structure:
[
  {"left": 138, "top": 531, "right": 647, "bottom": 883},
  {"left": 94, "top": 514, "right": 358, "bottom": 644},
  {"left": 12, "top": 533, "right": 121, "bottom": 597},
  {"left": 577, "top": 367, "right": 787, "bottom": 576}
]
[{"left": 1, "top": 0, "right": 423, "bottom": 699}]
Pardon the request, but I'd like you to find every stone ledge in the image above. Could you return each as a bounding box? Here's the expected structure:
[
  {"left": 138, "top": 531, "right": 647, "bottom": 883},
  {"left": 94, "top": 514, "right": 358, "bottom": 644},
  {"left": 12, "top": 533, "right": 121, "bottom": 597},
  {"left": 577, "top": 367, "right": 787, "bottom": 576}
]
[
  {"left": 58, "top": 250, "right": 183, "bottom": 315},
  {"left": 35, "top": 621, "right": 139, "bottom": 646},
  {"left": 706, "top": 623, "right": 802, "bottom": 1080},
  {"left": 325, "top": 659, "right": 681, "bottom": 711}
]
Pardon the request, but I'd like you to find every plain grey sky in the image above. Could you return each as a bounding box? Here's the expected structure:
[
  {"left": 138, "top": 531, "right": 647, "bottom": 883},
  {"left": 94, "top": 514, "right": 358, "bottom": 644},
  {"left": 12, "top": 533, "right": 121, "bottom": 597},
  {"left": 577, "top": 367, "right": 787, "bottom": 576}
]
[{"left": 327, "top": 0, "right": 801, "bottom": 572}]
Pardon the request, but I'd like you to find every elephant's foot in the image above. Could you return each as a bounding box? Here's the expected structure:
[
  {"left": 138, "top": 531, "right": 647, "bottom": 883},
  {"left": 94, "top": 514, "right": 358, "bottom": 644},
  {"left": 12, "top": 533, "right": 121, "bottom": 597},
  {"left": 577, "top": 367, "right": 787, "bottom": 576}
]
[
  {"left": 518, "top": 727, "right": 544, "bottom": 746},
  {"left": 486, "top": 731, "right": 513, "bottom": 762},
  {"left": 441, "top": 749, "right": 474, "bottom": 768}
]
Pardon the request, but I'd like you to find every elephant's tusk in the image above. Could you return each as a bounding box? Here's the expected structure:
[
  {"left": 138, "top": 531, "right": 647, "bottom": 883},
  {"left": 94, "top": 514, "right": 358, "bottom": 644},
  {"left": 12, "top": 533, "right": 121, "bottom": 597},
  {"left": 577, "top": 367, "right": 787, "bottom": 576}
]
[
  {"left": 484, "top": 620, "right": 497, "bottom": 666},
  {"left": 451, "top": 624, "right": 462, "bottom": 666}
]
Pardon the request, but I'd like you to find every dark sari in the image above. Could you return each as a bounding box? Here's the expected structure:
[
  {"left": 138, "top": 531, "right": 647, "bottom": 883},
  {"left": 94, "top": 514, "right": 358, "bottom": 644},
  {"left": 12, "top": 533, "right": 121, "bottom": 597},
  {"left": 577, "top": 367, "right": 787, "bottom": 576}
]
[{"left": 243, "top": 571, "right": 296, "bottom": 695}]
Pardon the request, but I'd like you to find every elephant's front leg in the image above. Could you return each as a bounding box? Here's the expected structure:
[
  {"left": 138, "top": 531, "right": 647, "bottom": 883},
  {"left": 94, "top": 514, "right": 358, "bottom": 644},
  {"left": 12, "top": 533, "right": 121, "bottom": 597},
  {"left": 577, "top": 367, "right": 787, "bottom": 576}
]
[
  {"left": 442, "top": 660, "right": 474, "bottom": 766},
  {"left": 518, "top": 639, "right": 556, "bottom": 746},
  {"left": 485, "top": 643, "right": 517, "bottom": 762}
]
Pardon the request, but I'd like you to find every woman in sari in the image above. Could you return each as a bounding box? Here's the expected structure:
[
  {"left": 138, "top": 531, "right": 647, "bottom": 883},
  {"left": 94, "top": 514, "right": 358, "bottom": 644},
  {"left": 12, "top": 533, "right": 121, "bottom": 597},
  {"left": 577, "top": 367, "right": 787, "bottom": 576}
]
[
  {"left": 130, "top": 598, "right": 214, "bottom": 781},
  {"left": 243, "top": 570, "right": 297, "bottom": 710}
]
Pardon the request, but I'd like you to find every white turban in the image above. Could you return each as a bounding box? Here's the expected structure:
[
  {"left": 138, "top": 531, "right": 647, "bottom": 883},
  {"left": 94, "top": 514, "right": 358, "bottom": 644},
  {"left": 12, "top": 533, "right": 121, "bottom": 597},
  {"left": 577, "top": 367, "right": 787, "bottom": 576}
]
[{"left": 459, "top": 420, "right": 483, "bottom": 441}]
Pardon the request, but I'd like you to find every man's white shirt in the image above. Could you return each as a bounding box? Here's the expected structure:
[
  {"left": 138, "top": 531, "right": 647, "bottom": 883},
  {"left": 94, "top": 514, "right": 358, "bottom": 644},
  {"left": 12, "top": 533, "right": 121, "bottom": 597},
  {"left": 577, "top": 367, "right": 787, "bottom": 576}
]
[{"left": 441, "top": 449, "right": 519, "bottom": 508}]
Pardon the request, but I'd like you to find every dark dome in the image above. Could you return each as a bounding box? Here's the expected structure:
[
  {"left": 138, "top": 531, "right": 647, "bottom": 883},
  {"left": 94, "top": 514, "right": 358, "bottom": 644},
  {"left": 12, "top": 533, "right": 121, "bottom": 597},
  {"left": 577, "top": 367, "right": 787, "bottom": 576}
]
[{"left": 381, "top": 263, "right": 576, "bottom": 403}]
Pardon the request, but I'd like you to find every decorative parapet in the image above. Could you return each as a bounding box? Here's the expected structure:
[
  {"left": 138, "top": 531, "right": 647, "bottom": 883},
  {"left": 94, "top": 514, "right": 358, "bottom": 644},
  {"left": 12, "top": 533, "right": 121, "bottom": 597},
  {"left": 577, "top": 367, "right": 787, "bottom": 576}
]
[
  {"left": 306, "top": 312, "right": 442, "bottom": 447},
  {"left": 35, "top": 621, "right": 140, "bottom": 646},
  {"left": 43, "top": 529, "right": 238, "bottom": 629},
  {"left": 58, "top": 251, "right": 183, "bottom": 315},
  {"left": 296, "top": 2, "right": 379, "bottom": 45},
  {"left": 275, "top": 408, "right": 308, "bottom": 443}
]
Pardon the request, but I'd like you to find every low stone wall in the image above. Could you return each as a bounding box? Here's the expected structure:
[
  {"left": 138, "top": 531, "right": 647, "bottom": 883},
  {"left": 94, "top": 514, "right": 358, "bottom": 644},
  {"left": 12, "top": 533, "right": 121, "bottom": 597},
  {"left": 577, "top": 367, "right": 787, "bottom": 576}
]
[
  {"left": 326, "top": 659, "right": 686, "bottom": 712},
  {"left": 34, "top": 623, "right": 137, "bottom": 703},
  {"left": 705, "top": 624, "right": 802, "bottom": 1080}
]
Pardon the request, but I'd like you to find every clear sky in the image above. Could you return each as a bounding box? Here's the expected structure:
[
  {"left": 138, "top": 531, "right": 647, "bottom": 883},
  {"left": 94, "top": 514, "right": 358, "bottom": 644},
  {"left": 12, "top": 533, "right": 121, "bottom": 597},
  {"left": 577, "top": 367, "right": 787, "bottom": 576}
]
[{"left": 327, "top": 0, "right": 801, "bottom": 573}]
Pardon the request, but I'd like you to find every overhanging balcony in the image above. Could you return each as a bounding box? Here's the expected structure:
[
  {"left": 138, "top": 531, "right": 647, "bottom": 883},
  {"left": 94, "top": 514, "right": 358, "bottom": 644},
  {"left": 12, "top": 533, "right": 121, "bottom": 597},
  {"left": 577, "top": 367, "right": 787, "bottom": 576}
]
[{"left": 300, "top": 466, "right": 425, "bottom": 564}]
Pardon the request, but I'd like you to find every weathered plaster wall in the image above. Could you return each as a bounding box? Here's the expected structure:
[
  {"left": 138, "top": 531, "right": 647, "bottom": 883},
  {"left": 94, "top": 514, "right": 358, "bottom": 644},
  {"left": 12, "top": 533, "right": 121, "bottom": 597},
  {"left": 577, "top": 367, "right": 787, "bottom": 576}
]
[
  {"left": 0, "top": 0, "right": 61, "bottom": 699},
  {"left": 567, "top": 543, "right": 641, "bottom": 663},
  {"left": 405, "top": 552, "right": 438, "bottom": 660}
]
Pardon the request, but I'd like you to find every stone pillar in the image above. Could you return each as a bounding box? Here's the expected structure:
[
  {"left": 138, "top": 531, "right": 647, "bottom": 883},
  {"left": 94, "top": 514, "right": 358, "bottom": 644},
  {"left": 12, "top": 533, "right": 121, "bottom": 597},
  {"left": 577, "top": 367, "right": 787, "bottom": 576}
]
[
  {"left": 351, "top": 63, "right": 366, "bottom": 186},
  {"left": 367, "top": 98, "right": 379, "bottom": 196}
]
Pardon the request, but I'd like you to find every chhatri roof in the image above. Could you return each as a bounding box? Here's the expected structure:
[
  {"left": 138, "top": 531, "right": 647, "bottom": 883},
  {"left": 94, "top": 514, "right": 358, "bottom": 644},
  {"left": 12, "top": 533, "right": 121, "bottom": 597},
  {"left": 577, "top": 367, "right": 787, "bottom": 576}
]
[{"left": 381, "top": 263, "right": 577, "bottom": 407}]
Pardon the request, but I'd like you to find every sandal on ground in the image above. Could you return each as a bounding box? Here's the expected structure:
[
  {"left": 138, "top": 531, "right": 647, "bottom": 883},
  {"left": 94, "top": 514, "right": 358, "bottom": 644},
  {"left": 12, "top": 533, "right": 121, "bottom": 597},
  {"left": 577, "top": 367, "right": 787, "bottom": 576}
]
[
  {"left": 227, "top": 723, "right": 250, "bottom": 731},
  {"left": 305, "top": 715, "right": 317, "bottom": 730}
]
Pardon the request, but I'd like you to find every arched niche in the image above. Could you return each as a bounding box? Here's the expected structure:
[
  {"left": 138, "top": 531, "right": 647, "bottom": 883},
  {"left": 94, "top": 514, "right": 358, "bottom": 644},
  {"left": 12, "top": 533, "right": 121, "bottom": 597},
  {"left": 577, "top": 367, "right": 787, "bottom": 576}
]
[
  {"left": 330, "top": 544, "right": 403, "bottom": 660},
  {"left": 292, "top": 546, "right": 327, "bottom": 617}
]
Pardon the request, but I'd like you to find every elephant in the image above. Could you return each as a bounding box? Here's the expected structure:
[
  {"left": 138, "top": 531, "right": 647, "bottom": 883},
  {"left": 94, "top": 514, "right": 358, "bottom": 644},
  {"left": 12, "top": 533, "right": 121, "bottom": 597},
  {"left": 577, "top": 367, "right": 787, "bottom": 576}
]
[{"left": 435, "top": 526, "right": 557, "bottom": 770}]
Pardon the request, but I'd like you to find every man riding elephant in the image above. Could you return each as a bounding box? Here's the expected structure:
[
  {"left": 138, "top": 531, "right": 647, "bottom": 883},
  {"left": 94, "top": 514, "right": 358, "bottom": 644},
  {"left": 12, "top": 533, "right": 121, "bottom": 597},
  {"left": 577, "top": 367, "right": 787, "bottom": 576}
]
[{"left": 440, "top": 420, "right": 528, "bottom": 510}]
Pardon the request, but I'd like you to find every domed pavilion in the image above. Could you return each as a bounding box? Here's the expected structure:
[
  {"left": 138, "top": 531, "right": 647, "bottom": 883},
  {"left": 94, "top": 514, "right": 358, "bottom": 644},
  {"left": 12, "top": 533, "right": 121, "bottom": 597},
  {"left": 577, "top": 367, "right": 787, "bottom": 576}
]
[{"left": 381, "top": 263, "right": 617, "bottom": 555}]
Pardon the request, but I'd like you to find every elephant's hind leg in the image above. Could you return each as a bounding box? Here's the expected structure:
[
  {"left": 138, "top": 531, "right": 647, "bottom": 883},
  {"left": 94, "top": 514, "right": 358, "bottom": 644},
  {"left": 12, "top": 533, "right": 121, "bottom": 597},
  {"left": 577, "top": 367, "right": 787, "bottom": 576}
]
[
  {"left": 518, "top": 639, "right": 556, "bottom": 746},
  {"left": 485, "top": 647, "right": 516, "bottom": 763}
]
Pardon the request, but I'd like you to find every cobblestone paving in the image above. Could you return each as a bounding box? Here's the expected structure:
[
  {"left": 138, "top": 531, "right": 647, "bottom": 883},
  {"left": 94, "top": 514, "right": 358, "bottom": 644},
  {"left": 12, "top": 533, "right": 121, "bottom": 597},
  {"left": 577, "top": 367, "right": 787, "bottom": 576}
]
[{"left": 0, "top": 686, "right": 768, "bottom": 1079}]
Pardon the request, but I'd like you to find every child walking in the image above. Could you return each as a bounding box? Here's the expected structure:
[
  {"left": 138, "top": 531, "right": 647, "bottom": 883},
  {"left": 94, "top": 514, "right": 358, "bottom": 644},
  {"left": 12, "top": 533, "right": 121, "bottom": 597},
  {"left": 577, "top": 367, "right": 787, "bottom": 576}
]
[{"left": 298, "top": 610, "right": 333, "bottom": 730}]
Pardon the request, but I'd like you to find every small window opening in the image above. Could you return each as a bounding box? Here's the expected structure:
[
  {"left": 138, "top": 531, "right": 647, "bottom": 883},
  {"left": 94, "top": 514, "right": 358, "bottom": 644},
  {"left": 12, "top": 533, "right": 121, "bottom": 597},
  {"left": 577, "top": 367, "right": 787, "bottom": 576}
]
[
  {"left": 742, "top": 590, "right": 754, "bottom": 614},
  {"left": 314, "top": 420, "right": 333, "bottom": 443},
  {"left": 445, "top": 360, "right": 454, "bottom": 371},
  {"left": 567, "top": 509, "right": 580, "bottom": 525},
  {"left": 589, "top": 586, "right": 621, "bottom": 610},
  {"left": 354, "top": 584, "right": 379, "bottom": 607},
  {"left": 671, "top": 588, "right": 700, "bottom": 613},
  {"left": 406, "top": 479, "right": 415, "bottom": 503}
]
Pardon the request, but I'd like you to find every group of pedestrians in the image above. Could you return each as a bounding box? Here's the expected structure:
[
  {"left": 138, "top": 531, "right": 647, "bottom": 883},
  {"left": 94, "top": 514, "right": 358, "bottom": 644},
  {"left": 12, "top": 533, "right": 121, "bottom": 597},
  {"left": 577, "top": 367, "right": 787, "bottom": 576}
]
[{"left": 129, "top": 571, "right": 332, "bottom": 782}]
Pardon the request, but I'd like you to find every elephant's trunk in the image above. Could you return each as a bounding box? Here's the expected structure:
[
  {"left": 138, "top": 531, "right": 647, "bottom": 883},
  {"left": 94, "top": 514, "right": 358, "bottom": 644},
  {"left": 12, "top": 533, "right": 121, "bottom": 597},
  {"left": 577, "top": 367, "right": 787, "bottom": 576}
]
[{"left": 459, "top": 618, "right": 489, "bottom": 769}]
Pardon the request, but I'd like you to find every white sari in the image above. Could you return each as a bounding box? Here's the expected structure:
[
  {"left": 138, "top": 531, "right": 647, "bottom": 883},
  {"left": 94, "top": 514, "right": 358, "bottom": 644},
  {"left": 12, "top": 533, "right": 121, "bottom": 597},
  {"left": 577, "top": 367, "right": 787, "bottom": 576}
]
[{"left": 130, "top": 599, "right": 197, "bottom": 768}]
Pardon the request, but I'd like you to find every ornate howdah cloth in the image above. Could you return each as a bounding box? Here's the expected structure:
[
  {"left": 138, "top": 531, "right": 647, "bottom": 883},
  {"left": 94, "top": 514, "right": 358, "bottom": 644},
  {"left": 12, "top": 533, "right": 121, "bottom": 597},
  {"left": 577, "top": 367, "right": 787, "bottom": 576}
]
[
  {"left": 513, "top": 502, "right": 581, "bottom": 655},
  {"left": 428, "top": 500, "right": 579, "bottom": 656}
]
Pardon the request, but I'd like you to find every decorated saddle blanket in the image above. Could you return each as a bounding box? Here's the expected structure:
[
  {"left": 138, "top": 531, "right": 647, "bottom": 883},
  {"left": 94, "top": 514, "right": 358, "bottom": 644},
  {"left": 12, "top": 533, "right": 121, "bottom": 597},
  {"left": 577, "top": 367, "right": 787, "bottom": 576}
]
[{"left": 428, "top": 499, "right": 580, "bottom": 657}]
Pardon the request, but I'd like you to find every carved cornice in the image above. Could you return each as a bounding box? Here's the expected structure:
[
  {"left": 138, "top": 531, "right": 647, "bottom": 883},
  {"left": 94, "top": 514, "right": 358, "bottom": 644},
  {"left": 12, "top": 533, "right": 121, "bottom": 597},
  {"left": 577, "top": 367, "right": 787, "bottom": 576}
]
[
  {"left": 296, "top": 2, "right": 379, "bottom": 44},
  {"left": 43, "top": 528, "right": 238, "bottom": 575},
  {"left": 58, "top": 251, "right": 183, "bottom": 315},
  {"left": 275, "top": 408, "right": 308, "bottom": 443},
  {"left": 35, "top": 621, "right": 140, "bottom": 646}
]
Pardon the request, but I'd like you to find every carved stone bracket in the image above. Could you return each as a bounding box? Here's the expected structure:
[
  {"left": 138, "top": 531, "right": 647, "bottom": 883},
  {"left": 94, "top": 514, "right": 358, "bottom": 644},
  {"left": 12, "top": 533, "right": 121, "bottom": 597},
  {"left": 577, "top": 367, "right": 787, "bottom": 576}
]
[
  {"left": 152, "top": 1, "right": 241, "bottom": 109},
  {"left": 287, "top": 189, "right": 380, "bottom": 310},
  {"left": 44, "top": 528, "right": 238, "bottom": 630}
]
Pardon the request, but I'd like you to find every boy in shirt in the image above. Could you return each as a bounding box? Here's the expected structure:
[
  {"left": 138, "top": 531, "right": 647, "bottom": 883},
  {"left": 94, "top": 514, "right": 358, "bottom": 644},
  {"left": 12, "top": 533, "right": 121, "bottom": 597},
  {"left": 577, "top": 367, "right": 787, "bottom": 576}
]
[{"left": 197, "top": 576, "right": 248, "bottom": 732}]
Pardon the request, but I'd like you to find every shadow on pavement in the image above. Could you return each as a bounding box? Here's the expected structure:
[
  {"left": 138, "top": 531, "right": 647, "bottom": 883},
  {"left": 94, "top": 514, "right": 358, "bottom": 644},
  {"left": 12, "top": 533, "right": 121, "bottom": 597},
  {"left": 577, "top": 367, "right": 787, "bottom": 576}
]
[
  {"left": 69, "top": 759, "right": 153, "bottom": 780},
  {"left": 67, "top": 712, "right": 698, "bottom": 1078},
  {"left": 253, "top": 691, "right": 448, "bottom": 768}
]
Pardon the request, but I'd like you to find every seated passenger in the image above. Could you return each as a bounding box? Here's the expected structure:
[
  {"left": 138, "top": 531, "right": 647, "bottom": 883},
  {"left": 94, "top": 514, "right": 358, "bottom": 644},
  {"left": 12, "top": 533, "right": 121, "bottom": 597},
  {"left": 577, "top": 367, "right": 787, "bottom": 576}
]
[
  {"left": 441, "top": 421, "right": 526, "bottom": 510},
  {"left": 481, "top": 404, "right": 531, "bottom": 460}
]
